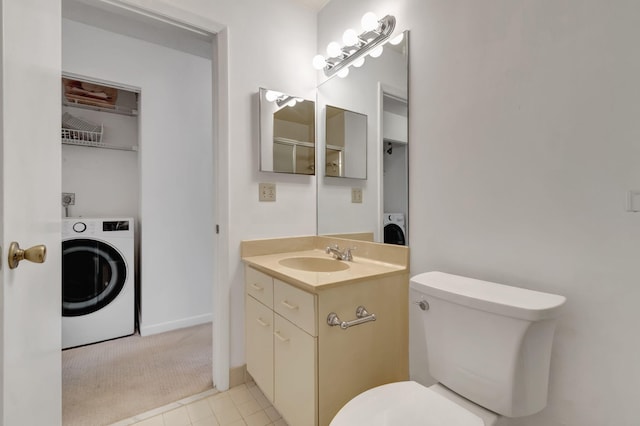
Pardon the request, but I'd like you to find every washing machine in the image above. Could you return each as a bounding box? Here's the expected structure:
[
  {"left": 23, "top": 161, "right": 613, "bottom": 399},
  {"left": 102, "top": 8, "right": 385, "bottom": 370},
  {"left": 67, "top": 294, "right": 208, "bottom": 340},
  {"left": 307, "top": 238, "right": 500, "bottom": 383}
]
[
  {"left": 62, "top": 217, "right": 135, "bottom": 349},
  {"left": 383, "top": 213, "right": 406, "bottom": 245}
]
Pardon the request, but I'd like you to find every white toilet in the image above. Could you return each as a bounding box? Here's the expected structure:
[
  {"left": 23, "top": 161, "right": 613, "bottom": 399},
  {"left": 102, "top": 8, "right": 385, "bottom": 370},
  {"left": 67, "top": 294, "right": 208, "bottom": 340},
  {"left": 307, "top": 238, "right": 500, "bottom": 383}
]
[{"left": 331, "top": 271, "right": 566, "bottom": 425}]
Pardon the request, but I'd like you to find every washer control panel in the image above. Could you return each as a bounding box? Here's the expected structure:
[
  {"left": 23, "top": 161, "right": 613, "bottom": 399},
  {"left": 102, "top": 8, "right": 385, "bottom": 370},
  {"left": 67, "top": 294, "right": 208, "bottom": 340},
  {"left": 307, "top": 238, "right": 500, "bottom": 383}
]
[{"left": 62, "top": 218, "right": 134, "bottom": 238}]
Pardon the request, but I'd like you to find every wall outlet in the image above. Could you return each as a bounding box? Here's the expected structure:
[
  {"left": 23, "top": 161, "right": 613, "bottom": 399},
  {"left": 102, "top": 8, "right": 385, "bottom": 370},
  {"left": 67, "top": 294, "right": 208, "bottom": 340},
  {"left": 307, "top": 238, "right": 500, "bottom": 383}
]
[
  {"left": 62, "top": 192, "right": 75, "bottom": 206},
  {"left": 351, "top": 187, "right": 363, "bottom": 203},
  {"left": 259, "top": 183, "right": 276, "bottom": 202}
]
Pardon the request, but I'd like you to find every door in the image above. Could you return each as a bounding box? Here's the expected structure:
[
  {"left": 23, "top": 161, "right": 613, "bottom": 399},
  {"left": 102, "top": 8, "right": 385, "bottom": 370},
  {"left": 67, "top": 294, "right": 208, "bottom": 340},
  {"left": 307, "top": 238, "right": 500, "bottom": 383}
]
[{"left": 0, "top": 0, "right": 62, "bottom": 424}]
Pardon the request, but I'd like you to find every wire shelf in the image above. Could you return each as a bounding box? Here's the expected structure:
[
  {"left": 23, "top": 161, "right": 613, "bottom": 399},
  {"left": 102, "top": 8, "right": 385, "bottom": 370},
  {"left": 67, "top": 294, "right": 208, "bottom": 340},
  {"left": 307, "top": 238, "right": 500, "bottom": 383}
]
[{"left": 61, "top": 127, "right": 103, "bottom": 144}]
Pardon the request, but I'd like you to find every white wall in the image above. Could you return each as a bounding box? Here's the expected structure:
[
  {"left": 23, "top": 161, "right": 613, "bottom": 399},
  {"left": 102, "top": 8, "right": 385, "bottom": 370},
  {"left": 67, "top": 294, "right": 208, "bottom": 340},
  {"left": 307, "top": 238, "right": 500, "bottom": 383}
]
[
  {"left": 62, "top": 18, "right": 215, "bottom": 335},
  {"left": 320, "top": 1, "right": 640, "bottom": 425},
  {"left": 383, "top": 142, "right": 407, "bottom": 214},
  {"left": 120, "top": 0, "right": 318, "bottom": 365},
  {"left": 61, "top": 105, "right": 139, "bottom": 220}
]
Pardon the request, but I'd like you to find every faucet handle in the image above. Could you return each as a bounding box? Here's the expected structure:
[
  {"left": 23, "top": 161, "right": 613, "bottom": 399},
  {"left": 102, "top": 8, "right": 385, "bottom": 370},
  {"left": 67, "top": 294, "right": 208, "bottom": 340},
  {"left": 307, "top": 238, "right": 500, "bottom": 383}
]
[{"left": 344, "top": 246, "right": 356, "bottom": 261}]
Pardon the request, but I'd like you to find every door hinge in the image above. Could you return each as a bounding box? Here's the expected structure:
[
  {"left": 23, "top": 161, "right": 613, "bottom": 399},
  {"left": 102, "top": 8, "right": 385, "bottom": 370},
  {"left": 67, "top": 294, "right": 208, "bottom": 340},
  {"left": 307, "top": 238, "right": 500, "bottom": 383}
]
[{"left": 216, "top": 224, "right": 220, "bottom": 234}]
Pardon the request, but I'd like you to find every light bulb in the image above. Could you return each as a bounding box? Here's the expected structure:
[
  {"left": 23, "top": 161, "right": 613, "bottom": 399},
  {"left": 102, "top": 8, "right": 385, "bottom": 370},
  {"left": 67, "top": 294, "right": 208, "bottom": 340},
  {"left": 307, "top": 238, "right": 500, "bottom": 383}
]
[
  {"left": 361, "top": 12, "right": 379, "bottom": 32},
  {"left": 389, "top": 33, "right": 404, "bottom": 45},
  {"left": 337, "top": 67, "right": 349, "bottom": 78},
  {"left": 369, "top": 45, "right": 384, "bottom": 58},
  {"left": 352, "top": 57, "right": 365, "bottom": 68},
  {"left": 312, "top": 54, "right": 327, "bottom": 70},
  {"left": 342, "top": 29, "right": 358, "bottom": 46},
  {"left": 265, "top": 90, "right": 281, "bottom": 102},
  {"left": 326, "top": 41, "right": 342, "bottom": 58},
  {"left": 287, "top": 99, "right": 297, "bottom": 107}
]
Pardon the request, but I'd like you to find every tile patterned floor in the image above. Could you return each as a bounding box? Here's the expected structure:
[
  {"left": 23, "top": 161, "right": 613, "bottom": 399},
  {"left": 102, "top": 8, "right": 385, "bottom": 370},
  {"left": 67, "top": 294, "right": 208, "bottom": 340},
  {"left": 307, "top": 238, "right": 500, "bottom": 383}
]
[{"left": 111, "top": 383, "right": 288, "bottom": 426}]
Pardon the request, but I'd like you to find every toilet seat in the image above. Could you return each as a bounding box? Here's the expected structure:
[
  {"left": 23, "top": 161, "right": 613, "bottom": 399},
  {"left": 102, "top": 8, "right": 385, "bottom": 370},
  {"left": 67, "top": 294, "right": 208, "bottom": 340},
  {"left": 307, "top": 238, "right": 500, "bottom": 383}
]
[{"left": 330, "top": 381, "right": 494, "bottom": 426}]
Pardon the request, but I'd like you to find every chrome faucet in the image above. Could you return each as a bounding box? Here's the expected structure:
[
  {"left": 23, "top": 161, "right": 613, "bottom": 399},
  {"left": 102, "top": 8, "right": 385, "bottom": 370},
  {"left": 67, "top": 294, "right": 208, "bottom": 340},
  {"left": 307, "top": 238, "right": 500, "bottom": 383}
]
[{"left": 325, "top": 244, "right": 355, "bottom": 261}]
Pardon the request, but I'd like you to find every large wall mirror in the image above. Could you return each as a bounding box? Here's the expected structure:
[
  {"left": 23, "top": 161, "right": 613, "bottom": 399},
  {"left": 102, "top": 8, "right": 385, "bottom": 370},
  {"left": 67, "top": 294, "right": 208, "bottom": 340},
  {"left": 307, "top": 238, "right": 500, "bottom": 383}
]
[
  {"left": 259, "top": 88, "right": 316, "bottom": 175},
  {"left": 317, "top": 30, "right": 409, "bottom": 243}
]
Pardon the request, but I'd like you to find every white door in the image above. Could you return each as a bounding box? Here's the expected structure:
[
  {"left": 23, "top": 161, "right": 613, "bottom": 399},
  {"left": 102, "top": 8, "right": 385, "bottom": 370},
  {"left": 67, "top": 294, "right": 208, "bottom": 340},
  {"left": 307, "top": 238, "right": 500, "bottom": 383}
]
[{"left": 0, "top": 0, "right": 62, "bottom": 424}]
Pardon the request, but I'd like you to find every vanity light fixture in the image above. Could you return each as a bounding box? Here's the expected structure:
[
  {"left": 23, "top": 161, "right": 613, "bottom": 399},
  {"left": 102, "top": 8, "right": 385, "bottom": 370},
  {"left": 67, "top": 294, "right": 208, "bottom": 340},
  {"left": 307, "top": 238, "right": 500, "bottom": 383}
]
[
  {"left": 312, "top": 12, "right": 396, "bottom": 78},
  {"left": 264, "top": 90, "right": 302, "bottom": 107}
]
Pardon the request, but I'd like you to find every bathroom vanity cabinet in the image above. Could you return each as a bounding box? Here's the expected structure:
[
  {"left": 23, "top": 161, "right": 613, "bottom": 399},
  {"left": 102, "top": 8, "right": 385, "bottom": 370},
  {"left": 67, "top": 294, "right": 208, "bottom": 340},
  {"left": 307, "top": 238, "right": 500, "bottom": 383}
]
[
  {"left": 245, "top": 266, "right": 317, "bottom": 425},
  {"left": 244, "top": 249, "right": 409, "bottom": 426}
]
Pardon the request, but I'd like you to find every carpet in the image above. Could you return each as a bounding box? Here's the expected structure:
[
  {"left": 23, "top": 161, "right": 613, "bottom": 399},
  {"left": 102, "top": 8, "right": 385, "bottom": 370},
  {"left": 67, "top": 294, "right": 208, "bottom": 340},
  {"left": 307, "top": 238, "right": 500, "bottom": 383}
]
[{"left": 62, "top": 323, "right": 213, "bottom": 426}]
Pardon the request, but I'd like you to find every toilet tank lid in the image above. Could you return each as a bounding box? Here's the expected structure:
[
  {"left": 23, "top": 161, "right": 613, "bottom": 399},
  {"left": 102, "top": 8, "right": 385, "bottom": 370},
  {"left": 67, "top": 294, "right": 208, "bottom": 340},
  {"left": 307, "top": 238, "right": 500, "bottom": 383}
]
[{"left": 410, "top": 271, "right": 566, "bottom": 321}]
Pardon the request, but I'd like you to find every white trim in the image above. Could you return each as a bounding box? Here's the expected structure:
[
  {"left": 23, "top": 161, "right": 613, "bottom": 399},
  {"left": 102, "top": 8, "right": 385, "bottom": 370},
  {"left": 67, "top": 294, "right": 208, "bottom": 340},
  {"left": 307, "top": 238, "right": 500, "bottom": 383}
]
[
  {"left": 91, "top": 0, "right": 224, "bottom": 35},
  {"left": 139, "top": 314, "right": 212, "bottom": 337},
  {"left": 378, "top": 82, "right": 408, "bottom": 242},
  {"left": 212, "top": 27, "right": 231, "bottom": 392},
  {"left": 61, "top": 71, "right": 142, "bottom": 93}
]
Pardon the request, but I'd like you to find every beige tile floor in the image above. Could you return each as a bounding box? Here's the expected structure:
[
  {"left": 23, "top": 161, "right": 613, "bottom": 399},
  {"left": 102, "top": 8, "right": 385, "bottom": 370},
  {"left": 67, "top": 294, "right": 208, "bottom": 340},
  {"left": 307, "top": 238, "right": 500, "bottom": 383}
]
[{"left": 111, "top": 383, "right": 288, "bottom": 426}]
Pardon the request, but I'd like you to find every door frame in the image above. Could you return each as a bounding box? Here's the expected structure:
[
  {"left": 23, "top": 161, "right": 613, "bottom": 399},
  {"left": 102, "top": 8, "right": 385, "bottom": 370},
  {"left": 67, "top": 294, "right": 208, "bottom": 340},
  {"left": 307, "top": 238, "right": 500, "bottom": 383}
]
[
  {"left": 68, "top": 0, "right": 231, "bottom": 391},
  {"left": 378, "top": 82, "right": 409, "bottom": 245}
]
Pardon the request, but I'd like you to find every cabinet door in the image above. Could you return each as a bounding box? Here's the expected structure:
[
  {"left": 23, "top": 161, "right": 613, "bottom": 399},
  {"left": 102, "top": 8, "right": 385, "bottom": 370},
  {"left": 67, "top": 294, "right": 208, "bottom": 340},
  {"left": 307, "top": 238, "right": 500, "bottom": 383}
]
[
  {"left": 274, "top": 314, "right": 317, "bottom": 426},
  {"left": 246, "top": 296, "right": 274, "bottom": 402}
]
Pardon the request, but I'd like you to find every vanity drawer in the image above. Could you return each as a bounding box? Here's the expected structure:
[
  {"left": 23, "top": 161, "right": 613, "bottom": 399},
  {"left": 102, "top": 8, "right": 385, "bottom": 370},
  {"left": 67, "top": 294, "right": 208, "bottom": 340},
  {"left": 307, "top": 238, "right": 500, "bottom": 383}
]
[
  {"left": 245, "top": 266, "right": 274, "bottom": 308},
  {"left": 274, "top": 279, "right": 316, "bottom": 336}
]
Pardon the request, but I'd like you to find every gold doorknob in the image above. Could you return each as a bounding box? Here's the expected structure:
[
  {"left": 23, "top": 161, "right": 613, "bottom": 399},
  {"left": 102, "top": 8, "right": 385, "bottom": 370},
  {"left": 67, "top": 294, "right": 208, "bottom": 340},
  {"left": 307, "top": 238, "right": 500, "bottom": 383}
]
[{"left": 7, "top": 242, "right": 47, "bottom": 270}]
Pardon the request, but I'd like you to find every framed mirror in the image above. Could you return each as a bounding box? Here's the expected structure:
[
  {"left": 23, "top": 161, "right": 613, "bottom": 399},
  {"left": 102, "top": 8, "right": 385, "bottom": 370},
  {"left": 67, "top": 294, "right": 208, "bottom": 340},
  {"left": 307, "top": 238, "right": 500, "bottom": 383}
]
[
  {"left": 259, "top": 88, "right": 315, "bottom": 175},
  {"left": 325, "top": 105, "right": 367, "bottom": 179},
  {"left": 317, "top": 31, "right": 409, "bottom": 243}
]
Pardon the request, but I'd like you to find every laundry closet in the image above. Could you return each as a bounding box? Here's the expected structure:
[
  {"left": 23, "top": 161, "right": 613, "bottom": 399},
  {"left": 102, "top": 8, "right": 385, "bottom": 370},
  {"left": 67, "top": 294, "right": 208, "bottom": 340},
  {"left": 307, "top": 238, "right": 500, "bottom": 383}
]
[
  {"left": 61, "top": 75, "right": 140, "bottom": 348},
  {"left": 61, "top": 1, "right": 215, "bottom": 344}
]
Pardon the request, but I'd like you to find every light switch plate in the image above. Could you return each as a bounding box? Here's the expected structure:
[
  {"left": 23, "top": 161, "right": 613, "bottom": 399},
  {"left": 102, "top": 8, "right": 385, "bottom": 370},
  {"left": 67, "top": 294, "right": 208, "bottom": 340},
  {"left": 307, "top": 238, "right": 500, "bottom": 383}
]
[
  {"left": 259, "top": 183, "right": 276, "bottom": 202},
  {"left": 351, "top": 187, "right": 363, "bottom": 203}
]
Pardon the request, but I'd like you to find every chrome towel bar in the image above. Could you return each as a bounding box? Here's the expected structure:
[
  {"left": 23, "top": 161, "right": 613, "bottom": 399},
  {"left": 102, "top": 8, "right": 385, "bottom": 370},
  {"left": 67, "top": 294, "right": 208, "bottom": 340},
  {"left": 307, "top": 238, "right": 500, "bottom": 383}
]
[{"left": 327, "top": 306, "right": 376, "bottom": 330}]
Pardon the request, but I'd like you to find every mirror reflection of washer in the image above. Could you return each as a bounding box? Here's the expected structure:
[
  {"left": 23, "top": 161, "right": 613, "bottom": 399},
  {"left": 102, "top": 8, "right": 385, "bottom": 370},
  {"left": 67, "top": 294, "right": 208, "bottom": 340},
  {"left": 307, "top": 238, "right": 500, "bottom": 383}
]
[
  {"left": 384, "top": 213, "right": 406, "bottom": 245},
  {"left": 62, "top": 218, "right": 135, "bottom": 349}
]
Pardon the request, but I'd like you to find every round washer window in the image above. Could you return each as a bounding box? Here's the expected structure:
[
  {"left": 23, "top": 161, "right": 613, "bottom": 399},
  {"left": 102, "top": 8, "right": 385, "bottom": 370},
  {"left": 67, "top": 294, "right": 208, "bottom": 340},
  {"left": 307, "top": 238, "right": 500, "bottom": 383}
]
[
  {"left": 384, "top": 224, "right": 406, "bottom": 245},
  {"left": 62, "top": 238, "right": 127, "bottom": 317}
]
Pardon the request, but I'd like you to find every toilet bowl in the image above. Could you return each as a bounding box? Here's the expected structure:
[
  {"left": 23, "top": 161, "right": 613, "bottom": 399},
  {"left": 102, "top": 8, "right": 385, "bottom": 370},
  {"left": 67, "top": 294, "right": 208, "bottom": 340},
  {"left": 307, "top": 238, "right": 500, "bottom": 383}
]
[
  {"left": 330, "top": 271, "right": 566, "bottom": 426},
  {"left": 331, "top": 382, "right": 499, "bottom": 426}
]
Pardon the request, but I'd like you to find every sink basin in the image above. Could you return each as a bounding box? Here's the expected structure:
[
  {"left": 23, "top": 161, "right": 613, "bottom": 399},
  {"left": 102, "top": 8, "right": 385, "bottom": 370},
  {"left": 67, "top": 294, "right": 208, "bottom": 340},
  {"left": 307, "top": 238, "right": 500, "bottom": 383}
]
[{"left": 278, "top": 256, "right": 350, "bottom": 272}]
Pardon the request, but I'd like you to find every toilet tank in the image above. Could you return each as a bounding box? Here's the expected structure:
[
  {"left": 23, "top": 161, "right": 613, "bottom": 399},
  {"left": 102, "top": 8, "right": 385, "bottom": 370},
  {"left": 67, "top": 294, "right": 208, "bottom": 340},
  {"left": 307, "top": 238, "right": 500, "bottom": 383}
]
[{"left": 410, "top": 271, "right": 566, "bottom": 418}]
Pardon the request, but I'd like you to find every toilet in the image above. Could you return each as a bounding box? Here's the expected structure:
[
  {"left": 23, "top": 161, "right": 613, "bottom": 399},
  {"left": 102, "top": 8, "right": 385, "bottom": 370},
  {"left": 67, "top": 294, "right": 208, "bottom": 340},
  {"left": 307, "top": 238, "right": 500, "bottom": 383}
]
[{"left": 331, "top": 271, "right": 566, "bottom": 425}]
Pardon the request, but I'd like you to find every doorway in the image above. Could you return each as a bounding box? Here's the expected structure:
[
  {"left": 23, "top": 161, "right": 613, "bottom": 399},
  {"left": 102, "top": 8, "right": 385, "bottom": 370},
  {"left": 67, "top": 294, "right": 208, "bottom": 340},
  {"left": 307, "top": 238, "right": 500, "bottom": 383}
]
[
  {"left": 61, "top": 0, "right": 221, "bottom": 422},
  {"left": 381, "top": 90, "right": 409, "bottom": 245}
]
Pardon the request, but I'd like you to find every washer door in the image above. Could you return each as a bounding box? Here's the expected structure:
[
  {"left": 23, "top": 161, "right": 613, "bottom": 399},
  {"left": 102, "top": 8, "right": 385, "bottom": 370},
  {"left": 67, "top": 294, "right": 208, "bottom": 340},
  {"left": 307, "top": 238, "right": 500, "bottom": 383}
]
[
  {"left": 384, "top": 224, "right": 406, "bottom": 245},
  {"left": 62, "top": 238, "right": 128, "bottom": 317}
]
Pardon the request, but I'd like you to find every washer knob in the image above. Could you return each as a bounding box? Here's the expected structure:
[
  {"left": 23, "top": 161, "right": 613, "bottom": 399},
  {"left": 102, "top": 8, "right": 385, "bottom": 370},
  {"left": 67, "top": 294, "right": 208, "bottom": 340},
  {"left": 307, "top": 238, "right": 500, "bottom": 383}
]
[{"left": 72, "top": 222, "right": 87, "bottom": 233}]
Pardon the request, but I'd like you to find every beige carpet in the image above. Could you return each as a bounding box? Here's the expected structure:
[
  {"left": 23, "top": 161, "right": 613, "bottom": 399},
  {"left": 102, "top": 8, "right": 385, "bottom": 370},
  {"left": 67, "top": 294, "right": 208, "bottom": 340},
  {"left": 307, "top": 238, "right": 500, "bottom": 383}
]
[{"left": 62, "top": 323, "right": 213, "bottom": 426}]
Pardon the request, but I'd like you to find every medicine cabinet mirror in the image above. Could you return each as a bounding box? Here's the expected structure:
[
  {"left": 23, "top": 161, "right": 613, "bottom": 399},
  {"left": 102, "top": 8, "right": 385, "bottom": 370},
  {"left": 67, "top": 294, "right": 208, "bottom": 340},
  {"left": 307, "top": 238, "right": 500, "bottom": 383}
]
[
  {"left": 324, "top": 105, "right": 367, "bottom": 179},
  {"left": 259, "top": 87, "right": 316, "bottom": 175}
]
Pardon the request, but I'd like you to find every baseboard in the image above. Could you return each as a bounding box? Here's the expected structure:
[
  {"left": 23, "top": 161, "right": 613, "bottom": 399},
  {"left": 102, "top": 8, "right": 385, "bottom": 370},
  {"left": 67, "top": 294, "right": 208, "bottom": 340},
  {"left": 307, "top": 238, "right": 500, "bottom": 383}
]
[
  {"left": 229, "top": 364, "right": 247, "bottom": 388},
  {"left": 139, "top": 313, "right": 212, "bottom": 336}
]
